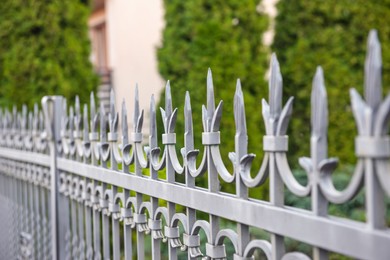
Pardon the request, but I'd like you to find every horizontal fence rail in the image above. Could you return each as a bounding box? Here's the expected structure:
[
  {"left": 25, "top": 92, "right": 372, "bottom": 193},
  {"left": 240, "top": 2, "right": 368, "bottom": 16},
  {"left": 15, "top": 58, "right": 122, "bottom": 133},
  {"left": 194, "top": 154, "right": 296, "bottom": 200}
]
[{"left": 0, "top": 30, "right": 389, "bottom": 260}]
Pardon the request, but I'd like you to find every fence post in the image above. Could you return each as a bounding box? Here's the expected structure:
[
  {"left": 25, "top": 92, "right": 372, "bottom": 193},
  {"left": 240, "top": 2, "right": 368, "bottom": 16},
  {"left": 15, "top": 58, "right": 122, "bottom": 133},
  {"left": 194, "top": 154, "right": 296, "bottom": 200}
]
[{"left": 42, "top": 96, "right": 63, "bottom": 260}]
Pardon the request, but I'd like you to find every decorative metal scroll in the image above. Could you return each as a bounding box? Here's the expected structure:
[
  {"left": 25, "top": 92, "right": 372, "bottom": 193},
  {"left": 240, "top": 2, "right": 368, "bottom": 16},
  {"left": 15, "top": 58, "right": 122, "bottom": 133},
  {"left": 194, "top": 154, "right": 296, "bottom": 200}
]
[{"left": 0, "top": 30, "right": 390, "bottom": 260}]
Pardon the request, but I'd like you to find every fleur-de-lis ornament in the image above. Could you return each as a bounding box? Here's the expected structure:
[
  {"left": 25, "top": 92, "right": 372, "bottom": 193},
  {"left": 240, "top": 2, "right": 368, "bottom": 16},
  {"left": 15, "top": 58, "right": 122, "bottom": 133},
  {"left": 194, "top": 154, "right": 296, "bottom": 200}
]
[
  {"left": 150, "top": 81, "right": 183, "bottom": 174},
  {"left": 132, "top": 85, "right": 148, "bottom": 168}
]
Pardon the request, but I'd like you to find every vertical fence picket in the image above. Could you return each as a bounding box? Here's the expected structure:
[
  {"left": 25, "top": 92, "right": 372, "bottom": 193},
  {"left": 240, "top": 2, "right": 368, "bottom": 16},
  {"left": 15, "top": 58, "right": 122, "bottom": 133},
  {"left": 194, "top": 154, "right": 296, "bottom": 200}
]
[
  {"left": 363, "top": 30, "right": 387, "bottom": 230},
  {"left": 99, "top": 102, "right": 111, "bottom": 260},
  {"left": 148, "top": 94, "right": 162, "bottom": 260},
  {"left": 108, "top": 90, "right": 121, "bottom": 260},
  {"left": 40, "top": 174, "right": 47, "bottom": 259},
  {"left": 121, "top": 98, "right": 134, "bottom": 260}
]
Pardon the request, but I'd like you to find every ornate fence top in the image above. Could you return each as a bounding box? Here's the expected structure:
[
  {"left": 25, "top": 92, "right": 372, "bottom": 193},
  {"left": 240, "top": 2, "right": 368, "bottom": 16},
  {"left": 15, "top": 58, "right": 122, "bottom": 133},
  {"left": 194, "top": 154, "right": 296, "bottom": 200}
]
[{"left": 0, "top": 30, "right": 389, "bottom": 260}]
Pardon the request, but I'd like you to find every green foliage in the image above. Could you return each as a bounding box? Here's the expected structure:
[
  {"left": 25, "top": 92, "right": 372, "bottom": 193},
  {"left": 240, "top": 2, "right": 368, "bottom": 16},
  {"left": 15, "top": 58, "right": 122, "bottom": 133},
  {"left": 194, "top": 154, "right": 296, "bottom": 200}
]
[
  {"left": 157, "top": 0, "right": 269, "bottom": 193},
  {"left": 273, "top": 0, "right": 390, "bottom": 165},
  {"left": 0, "top": 0, "right": 98, "bottom": 108}
]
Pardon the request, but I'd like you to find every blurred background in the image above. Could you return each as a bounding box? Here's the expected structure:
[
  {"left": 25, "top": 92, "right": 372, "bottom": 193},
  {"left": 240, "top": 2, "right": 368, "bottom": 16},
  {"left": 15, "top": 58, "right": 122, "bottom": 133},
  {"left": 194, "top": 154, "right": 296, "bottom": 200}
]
[
  {"left": 1, "top": 0, "right": 390, "bottom": 165},
  {"left": 1, "top": 0, "right": 390, "bottom": 258}
]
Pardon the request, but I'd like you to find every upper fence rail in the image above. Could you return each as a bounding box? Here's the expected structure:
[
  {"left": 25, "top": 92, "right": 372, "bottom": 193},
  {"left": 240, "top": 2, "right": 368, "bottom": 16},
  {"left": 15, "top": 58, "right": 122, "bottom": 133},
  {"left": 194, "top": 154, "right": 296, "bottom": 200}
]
[{"left": 0, "top": 29, "right": 389, "bottom": 260}]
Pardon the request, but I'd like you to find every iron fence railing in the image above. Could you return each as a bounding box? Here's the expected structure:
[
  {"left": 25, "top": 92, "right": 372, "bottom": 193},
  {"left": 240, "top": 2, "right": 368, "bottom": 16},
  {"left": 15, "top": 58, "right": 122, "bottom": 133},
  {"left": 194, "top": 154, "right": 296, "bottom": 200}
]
[{"left": 0, "top": 30, "right": 389, "bottom": 260}]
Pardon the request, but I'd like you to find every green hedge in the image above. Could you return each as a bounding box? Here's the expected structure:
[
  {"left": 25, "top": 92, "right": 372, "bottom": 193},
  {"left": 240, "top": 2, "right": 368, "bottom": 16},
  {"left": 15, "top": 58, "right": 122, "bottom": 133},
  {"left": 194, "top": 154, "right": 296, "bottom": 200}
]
[
  {"left": 273, "top": 0, "right": 390, "bottom": 165},
  {"left": 157, "top": 0, "right": 270, "bottom": 193},
  {"left": 0, "top": 0, "right": 97, "bottom": 108}
]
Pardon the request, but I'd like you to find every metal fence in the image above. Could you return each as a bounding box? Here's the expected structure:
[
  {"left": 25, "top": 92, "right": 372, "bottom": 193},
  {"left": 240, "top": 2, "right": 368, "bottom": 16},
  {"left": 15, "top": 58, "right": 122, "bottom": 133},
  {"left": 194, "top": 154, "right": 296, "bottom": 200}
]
[{"left": 0, "top": 30, "right": 390, "bottom": 260}]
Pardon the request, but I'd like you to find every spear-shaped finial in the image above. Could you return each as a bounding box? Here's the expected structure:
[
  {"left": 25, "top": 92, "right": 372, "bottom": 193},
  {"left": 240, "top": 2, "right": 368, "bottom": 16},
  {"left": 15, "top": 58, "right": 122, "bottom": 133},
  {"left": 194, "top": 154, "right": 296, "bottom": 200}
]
[
  {"left": 122, "top": 98, "right": 128, "bottom": 144},
  {"left": 69, "top": 106, "right": 74, "bottom": 134},
  {"left": 185, "top": 91, "right": 193, "bottom": 135},
  {"left": 364, "top": 29, "right": 382, "bottom": 109},
  {"left": 311, "top": 66, "right": 328, "bottom": 137},
  {"left": 75, "top": 96, "right": 81, "bottom": 117},
  {"left": 184, "top": 91, "right": 194, "bottom": 149},
  {"left": 34, "top": 103, "right": 38, "bottom": 115},
  {"left": 16, "top": 112, "right": 21, "bottom": 131},
  {"left": 4, "top": 109, "right": 9, "bottom": 130},
  {"left": 269, "top": 53, "right": 283, "bottom": 118},
  {"left": 165, "top": 80, "right": 173, "bottom": 117},
  {"left": 150, "top": 94, "right": 157, "bottom": 147},
  {"left": 234, "top": 79, "right": 247, "bottom": 135},
  {"left": 28, "top": 112, "right": 33, "bottom": 133},
  {"left": 83, "top": 104, "right": 89, "bottom": 141},
  {"left": 207, "top": 68, "right": 215, "bottom": 117},
  {"left": 33, "top": 103, "right": 39, "bottom": 131},
  {"left": 108, "top": 88, "right": 118, "bottom": 134},
  {"left": 134, "top": 85, "right": 140, "bottom": 131},
  {"left": 100, "top": 102, "right": 106, "bottom": 141},
  {"left": 74, "top": 96, "right": 82, "bottom": 134},
  {"left": 12, "top": 105, "right": 17, "bottom": 129},
  {"left": 110, "top": 88, "right": 116, "bottom": 117},
  {"left": 90, "top": 92, "right": 96, "bottom": 130},
  {"left": 21, "top": 105, "right": 27, "bottom": 130}
]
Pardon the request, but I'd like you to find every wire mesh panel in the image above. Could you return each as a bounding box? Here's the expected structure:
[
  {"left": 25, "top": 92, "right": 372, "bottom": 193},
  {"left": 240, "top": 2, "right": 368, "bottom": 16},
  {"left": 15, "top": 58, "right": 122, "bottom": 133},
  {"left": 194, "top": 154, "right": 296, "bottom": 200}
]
[{"left": 0, "top": 30, "right": 390, "bottom": 260}]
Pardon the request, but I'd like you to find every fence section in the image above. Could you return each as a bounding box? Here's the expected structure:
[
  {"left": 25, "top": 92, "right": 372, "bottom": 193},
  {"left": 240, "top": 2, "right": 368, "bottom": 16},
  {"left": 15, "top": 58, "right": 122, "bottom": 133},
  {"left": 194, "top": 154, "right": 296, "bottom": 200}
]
[{"left": 0, "top": 30, "right": 389, "bottom": 260}]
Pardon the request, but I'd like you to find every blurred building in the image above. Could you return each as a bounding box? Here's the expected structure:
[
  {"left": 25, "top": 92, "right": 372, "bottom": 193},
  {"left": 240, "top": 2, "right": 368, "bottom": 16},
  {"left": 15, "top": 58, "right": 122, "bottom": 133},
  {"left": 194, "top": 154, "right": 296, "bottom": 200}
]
[{"left": 88, "top": 0, "right": 165, "bottom": 132}]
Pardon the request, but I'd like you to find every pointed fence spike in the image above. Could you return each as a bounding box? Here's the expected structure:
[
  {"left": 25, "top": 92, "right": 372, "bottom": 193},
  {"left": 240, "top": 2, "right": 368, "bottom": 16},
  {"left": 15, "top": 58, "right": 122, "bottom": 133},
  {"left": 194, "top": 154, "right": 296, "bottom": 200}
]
[
  {"left": 69, "top": 106, "right": 74, "bottom": 133},
  {"left": 110, "top": 88, "right": 116, "bottom": 117},
  {"left": 22, "top": 105, "right": 27, "bottom": 130},
  {"left": 165, "top": 80, "right": 172, "bottom": 117},
  {"left": 134, "top": 85, "right": 140, "bottom": 131},
  {"left": 34, "top": 103, "right": 38, "bottom": 117},
  {"left": 364, "top": 29, "right": 382, "bottom": 109},
  {"left": 83, "top": 104, "right": 89, "bottom": 141},
  {"left": 75, "top": 96, "right": 80, "bottom": 116},
  {"left": 100, "top": 102, "right": 106, "bottom": 140},
  {"left": 28, "top": 112, "right": 33, "bottom": 132},
  {"left": 33, "top": 104, "right": 39, "bottom": 131},
  {"left": 4, "top": 109, "right": 8, "bottom": 129},
  {"left": 12, "top": 105, "right": 17, "bottom": 123},
  {"left": 150, "top": 94, "right": 157, "bottom": 147},
  {"left": 311, "top": 66, "right": 328, "bottom": 137},
  {"left": 234, "top": 81, "right": 240, "bottom": 132},
  {"left": 185, "top": 91, "right": 193, "bottom": 135},
  {"left": 16, "top": 112, "right": 21, "bottom": 130},
  {"left": 74, "top": 96, "right": 81, "bottom": 133},
  {"left": 184, "top": 91, "right": 194, "bottom": 152},
  {"left": 5, "top": 109, "right": 11, "bottom": 129},
  {"left": 207, "top": 68, "right": 216, "bottom": 116},
  {"left": 90, "top": 92, "right": 96, "bottom": 121},
  {"left": 269, "top": 53, "right": 283, "bottom": 118},
  {"left": 122, "top": 98, "right": 128, "bottom": 142},
  {"left": 234, "top": 79, "right": 247, "bottom": 135},
  {"left": 22, "top": 105, "right": 27, "bottom": 117}
]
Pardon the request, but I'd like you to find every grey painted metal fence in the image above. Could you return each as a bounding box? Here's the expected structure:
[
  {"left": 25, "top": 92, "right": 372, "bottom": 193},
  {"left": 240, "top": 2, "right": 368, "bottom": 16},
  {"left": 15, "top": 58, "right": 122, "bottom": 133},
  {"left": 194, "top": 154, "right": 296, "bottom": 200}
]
[{"left": 0, "top": 30, "right": 390, "bottom": 260}]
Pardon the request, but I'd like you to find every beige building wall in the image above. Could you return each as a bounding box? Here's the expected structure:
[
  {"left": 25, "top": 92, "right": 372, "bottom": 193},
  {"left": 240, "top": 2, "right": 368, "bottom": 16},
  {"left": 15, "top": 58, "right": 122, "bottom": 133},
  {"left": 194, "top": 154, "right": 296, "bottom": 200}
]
[{"left": 104, "top": 0, "right": 165, "bottom": 133}]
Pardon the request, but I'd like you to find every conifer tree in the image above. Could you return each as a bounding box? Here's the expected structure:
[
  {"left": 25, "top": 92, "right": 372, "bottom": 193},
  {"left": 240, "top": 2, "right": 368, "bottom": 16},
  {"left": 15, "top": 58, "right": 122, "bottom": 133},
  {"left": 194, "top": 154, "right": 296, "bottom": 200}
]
[
  {"left": 158, "top": 0, "right": 269, "bottom": 181},
  {"left": 0, "top": 0, "right": 97, "bottom": 108},
  {"left": 273, "top": 0, "right": 390, "bottom": 164}
]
